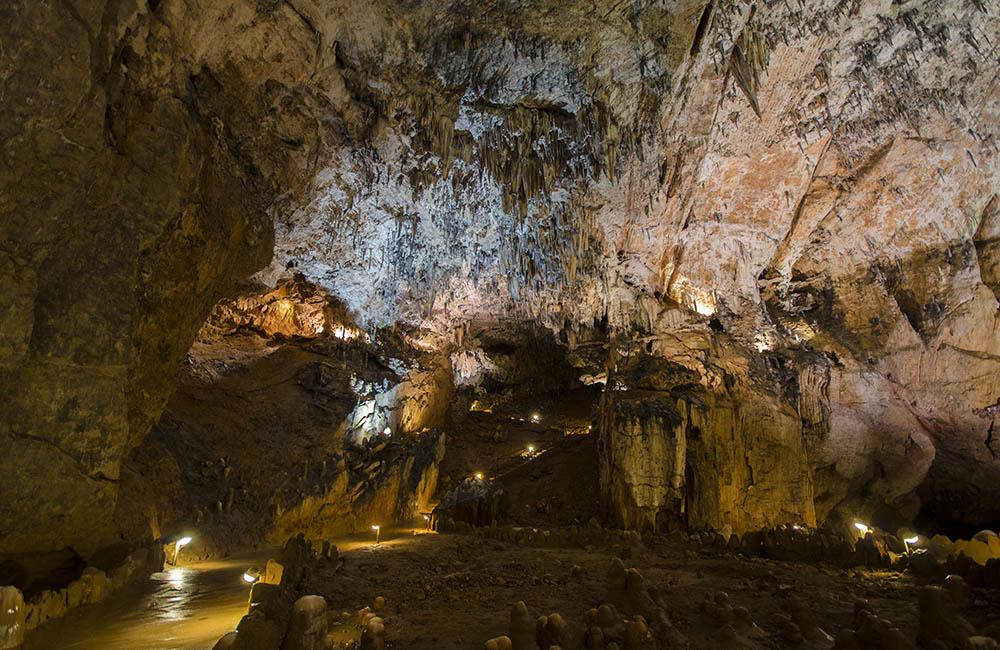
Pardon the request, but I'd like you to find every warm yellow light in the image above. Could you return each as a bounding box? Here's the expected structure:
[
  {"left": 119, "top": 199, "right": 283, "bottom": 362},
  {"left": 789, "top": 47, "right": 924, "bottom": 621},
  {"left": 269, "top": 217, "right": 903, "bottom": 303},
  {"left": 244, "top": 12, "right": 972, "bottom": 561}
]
[
  {"left": 475, "top": 472, "right": 483, "bottom": 480},
  {"left": 531, "top": 413, "right": 540, "bottom": 423},
  {"left": 527, "top": 445, "right": 534, "bottom": 453},
  {"left": 854, "top": 522, "right": 869, "bottom": 534},
  {"left": 331, "top": 325, "right": 366, "bottom": 341},
  {"left": 242, "top": 573, "right": 256, "bottom": 584}
]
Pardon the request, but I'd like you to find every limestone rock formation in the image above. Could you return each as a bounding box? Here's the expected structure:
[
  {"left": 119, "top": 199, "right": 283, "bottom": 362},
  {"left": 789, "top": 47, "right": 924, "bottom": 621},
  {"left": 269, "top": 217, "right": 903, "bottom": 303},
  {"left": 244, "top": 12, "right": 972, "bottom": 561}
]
[
  {"left": 0, "top": 586, "right": 25, "bottom": 650},
  {"left": 2, "top": 0, "right": 1000, "bottom": 558},
  {"left": 1, "top": 0, "right": 275, "bottom": 556},
  {"left": 114, "top": 277, "right": 449, "bottom": 551}
]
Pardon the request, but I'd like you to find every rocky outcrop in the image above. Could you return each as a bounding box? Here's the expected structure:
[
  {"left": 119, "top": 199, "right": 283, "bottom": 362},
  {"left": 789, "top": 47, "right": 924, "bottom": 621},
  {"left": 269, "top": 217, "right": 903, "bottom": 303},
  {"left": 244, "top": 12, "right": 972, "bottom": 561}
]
[
  {"left": 0, "top": 0, "right": 278, "bottom": 556},
  {"left": 21, "top": 545, "right": 164, "bottom": 632},
  {"left": 598, "top": 345, "right": 817, "bottom": 534},
  {"left": 267, "top": 430, "right": 445, "bottom": 545},
  {"left": 0, "top": 543, "right": 163, "bottom": 644}
]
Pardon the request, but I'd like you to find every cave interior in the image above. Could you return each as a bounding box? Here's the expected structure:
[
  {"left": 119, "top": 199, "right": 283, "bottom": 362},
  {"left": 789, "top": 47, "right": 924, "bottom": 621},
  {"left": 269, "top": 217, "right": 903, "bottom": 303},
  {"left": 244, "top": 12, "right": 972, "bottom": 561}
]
[{"left": 3, "top": 0, "right": 1000, "bottom": 649}]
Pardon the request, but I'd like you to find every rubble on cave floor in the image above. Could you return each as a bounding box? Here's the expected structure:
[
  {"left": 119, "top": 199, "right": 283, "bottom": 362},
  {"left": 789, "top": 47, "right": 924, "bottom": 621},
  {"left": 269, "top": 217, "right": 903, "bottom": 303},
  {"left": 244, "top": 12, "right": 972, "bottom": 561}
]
[{"left": 234, "top": 525, "right": 1000, "bottom": 650}]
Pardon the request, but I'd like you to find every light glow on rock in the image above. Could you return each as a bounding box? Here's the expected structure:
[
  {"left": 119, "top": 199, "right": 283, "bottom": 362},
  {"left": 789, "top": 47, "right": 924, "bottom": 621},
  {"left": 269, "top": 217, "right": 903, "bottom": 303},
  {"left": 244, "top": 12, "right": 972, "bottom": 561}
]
[{"left": 330, "top": 324, "right": 366, "bottom": 341}]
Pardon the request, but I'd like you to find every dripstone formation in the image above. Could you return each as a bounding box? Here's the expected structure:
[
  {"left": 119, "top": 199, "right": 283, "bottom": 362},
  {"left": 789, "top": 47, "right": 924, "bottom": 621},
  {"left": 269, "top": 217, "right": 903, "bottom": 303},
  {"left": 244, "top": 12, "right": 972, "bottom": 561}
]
[{"left": 2, "top": 0, "right": 999, "bottom": 596}]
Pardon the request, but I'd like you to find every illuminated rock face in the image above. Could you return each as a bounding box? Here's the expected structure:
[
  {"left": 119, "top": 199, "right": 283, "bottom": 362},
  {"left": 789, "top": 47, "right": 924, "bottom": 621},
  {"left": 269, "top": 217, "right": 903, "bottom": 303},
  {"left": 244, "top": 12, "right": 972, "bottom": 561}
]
[
  {"left": 113, "top": 278, "right": 451, "bottom": 549},
  {"left": 1, "top": 0, "right": 999, "bottom": 553},
  {"left": 600, "top": 379, "right": 818, "bottom": 535}
]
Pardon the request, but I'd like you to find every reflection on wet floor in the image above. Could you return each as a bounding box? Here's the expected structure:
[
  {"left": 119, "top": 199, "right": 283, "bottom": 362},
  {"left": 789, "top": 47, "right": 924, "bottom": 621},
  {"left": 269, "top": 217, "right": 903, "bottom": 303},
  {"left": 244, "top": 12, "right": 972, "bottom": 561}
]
[
  {"left": 23, "top": 552, "right": 273, "bottom": 650},
  {"left": 19, "top": 529, "right": 424, "bottom": 650}
]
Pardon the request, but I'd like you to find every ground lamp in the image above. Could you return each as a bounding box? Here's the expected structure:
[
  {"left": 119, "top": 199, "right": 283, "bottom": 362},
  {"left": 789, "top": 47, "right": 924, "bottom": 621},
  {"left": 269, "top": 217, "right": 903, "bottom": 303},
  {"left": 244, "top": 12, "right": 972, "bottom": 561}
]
[{"left": 173, "top": 536, "right": 192, "bottom": 565}]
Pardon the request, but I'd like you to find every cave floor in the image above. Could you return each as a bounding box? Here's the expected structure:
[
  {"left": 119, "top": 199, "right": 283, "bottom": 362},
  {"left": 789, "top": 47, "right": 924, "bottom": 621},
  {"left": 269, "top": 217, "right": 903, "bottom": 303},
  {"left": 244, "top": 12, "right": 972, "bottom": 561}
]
[
  {"left": 21, "top": 526, "right": 1000, "bottom": 649},
  {"left": 310, "top": 528, "right": 941, "bottom": 649},
  {"left": 21, "top": 552, "right": 272, "bottom": 650}
]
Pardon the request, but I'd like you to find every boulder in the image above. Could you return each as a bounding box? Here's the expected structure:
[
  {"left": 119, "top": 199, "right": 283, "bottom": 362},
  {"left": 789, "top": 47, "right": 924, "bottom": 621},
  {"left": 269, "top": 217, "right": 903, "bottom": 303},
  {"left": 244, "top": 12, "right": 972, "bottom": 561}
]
[
  {"left": 433, "top": 478, "right": 509, "bottom": 528},
  {"left": 908, "top": 551, "right": 948, "bottom": 584},
  {"left": 79, "top": 567, "right": 110, "bottom": 605},
  {"left": 585, "top": 627, "right": 605, "bottom": 649},
  {"left": 929, "top": 536, "right": 956, "bottom": 562},
  {"left": 956, "top": 539, "right": 993, "bottom": 566},
  {"left": 248, "top": 582, "right": 285, "bottom": 621},
  {"left": 279, "top": 535, "right": 316, "bottom": 591},
  {"left": 486, "top": 637, "right": 513, "bottom": 650},
  {"left": 37, "top": 589, "right": 68, "bottom": 622},
  {"left": 65, "top": 579, "right": 84, "bottom": 608},
  {"left": 623, "top": 619, "right": 654, "bottom": 650},
  {"left": 360, "top": 616, "right": 385, "bottom": 650},
  {"left": 784, "top": 596, "right": 833, "bottom": 646},
  {"left": 943, "top": 575, "right": 974, "bottom": 608},
  {"left": 536, "top": 613, "right": 582, "bottom": 650},
  {"left": 854, "top": 611, "right": 910, "bottom": 650}
]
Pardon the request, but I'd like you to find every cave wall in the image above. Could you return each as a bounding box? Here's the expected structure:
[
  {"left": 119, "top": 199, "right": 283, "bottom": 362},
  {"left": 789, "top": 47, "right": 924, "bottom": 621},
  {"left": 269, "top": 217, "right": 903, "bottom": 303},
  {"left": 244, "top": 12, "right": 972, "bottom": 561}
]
[
  {"left": 598, "top": 341, "right": 818, "bottom": 535},
  {"left": 228, "top": 0, "right": 998, "bottom": 525},
  {"left": 2, "top": 0, "right": 999, "bottom": 555},
  {"left": 0, "top": 0, "right": 284, "bottom": 556}
]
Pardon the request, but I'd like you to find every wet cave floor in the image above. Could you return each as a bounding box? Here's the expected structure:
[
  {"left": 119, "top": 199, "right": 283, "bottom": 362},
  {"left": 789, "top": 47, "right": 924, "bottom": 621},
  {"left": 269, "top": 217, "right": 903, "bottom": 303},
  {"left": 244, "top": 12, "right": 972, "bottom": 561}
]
[
  {"left": 21, "top": 553, "right": 270, "bottom": 650},
  {"left": 23, "top": 523, "right": 1000, "bottom": 649}
]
